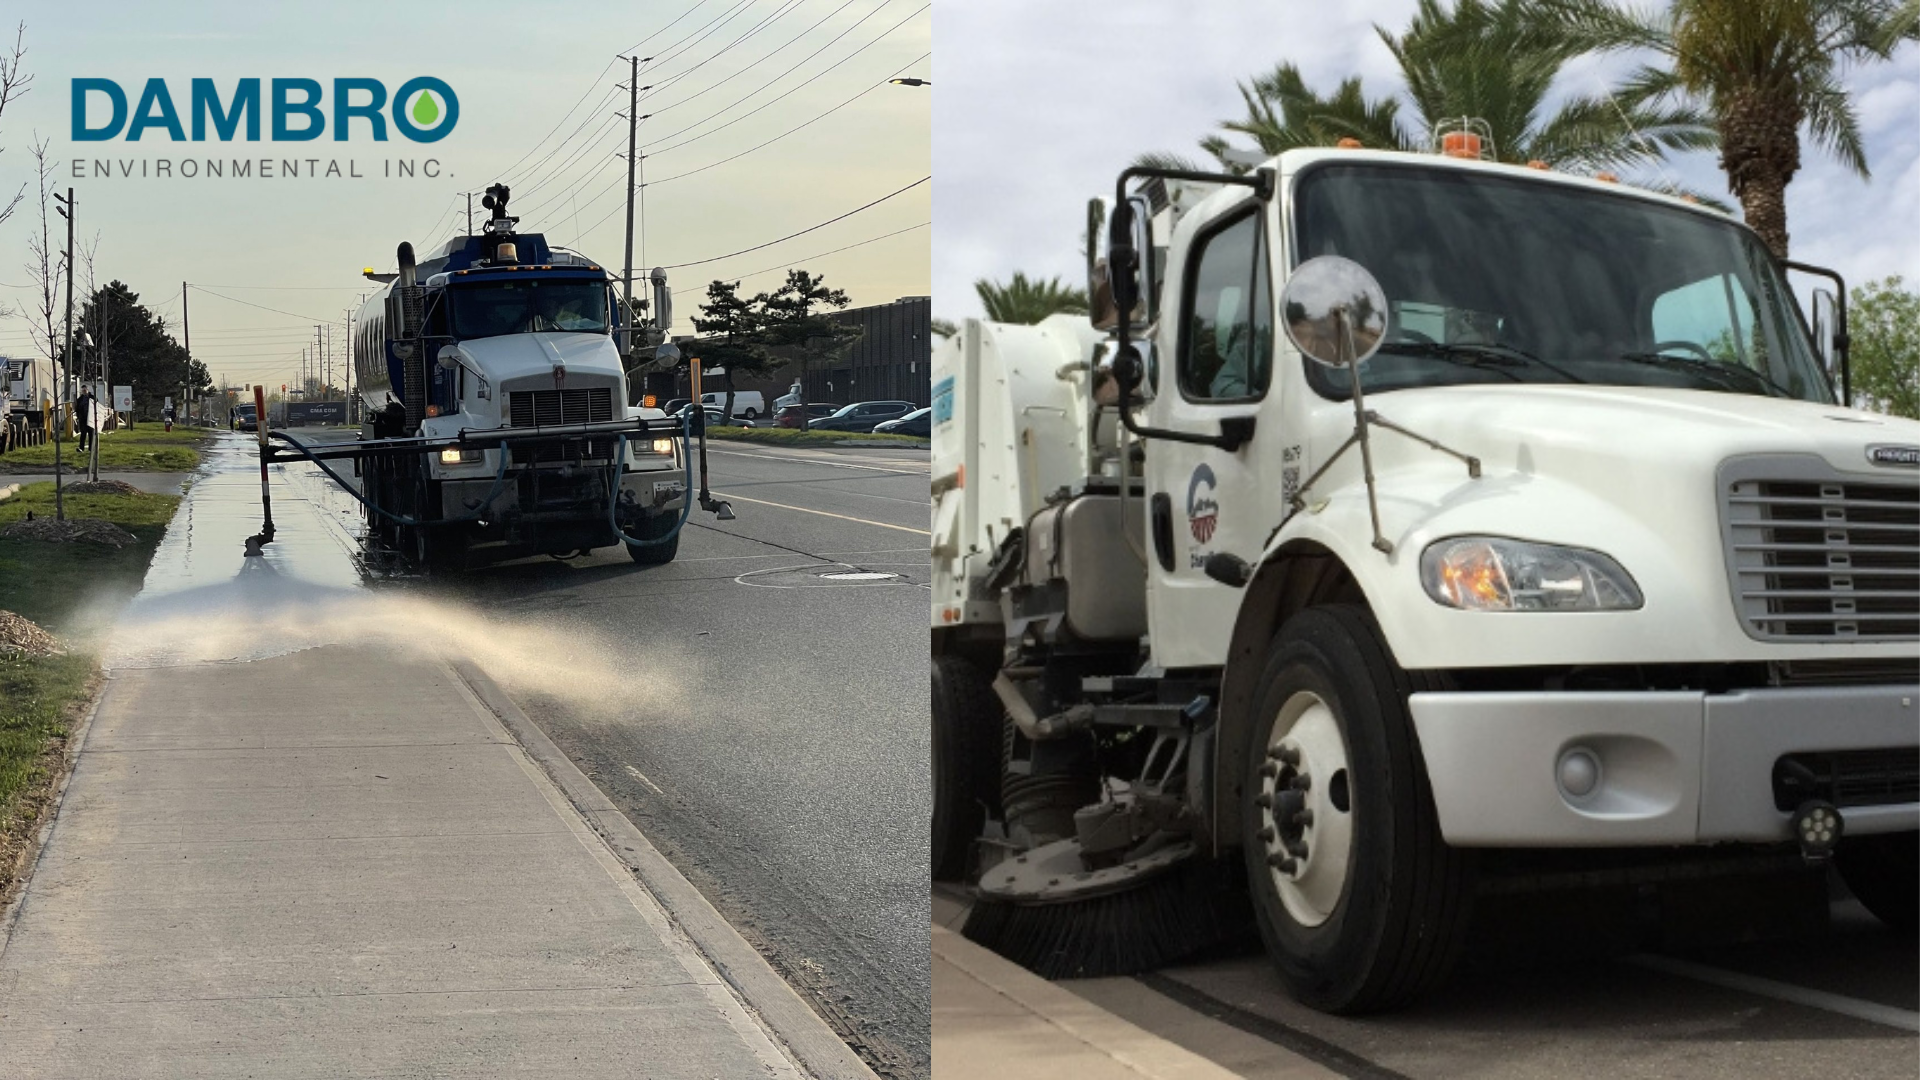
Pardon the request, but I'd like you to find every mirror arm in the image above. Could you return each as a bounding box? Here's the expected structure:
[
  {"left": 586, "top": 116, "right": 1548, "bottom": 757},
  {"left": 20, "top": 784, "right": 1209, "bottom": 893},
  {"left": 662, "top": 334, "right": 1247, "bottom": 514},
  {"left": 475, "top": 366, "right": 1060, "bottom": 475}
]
[
  {"left": 1783, "top": 259, "right": 1849, "bottom": 406},
  {"left": 1108, "top": 164, "right": 1274, "bottom": 453}
]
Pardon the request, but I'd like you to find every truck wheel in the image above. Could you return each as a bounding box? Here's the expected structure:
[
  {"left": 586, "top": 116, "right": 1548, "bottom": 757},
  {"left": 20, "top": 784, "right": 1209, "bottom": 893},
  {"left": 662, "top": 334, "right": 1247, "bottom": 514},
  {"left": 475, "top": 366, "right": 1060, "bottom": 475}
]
[
  {"left": 932, "top": 655, "right": 1001, "bottom": 881},
  {"left": 626, "top": 512, "right": 680, "bottom": 564},
  {"left": 1836, "top": 831, "right": 1918, "bottom": 935},
  {"left": 1242, "top": 604, "right": 1472, "bottom": 1014}
]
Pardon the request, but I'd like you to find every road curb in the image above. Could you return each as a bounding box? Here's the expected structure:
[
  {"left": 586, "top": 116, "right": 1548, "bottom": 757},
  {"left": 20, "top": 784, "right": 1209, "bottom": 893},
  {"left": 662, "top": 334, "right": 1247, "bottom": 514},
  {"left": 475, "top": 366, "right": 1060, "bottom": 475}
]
[
  {"left": 0, "top": 671, "right": 113, "bottom": 953},
  {"left": 449, "top": 658, "right": 880, "bottom": 1080},
  {"left": 933, "top": 923, "right": 1246, "bottom": 1079}
]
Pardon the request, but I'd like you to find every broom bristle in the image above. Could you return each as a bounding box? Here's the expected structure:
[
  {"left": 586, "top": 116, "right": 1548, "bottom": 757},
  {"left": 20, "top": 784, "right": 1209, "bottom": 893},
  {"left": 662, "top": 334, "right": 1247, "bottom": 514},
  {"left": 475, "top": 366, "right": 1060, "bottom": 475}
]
[{"left": 961, "top": 862, "right": 1252, "bottom": 979}]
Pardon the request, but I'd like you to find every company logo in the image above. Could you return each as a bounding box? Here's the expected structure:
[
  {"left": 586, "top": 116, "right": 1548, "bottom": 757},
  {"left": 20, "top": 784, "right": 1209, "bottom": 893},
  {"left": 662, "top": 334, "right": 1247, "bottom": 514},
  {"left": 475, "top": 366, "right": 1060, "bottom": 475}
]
[
  {"left": 72, "top": 77, "right": 458, "bottom": 143},
  {"left": 1187, "top": 463, "right": 1219, "bottom": 544},
  {"left": 1867, "top": 444, "right": 1920, "bottom": 468}
]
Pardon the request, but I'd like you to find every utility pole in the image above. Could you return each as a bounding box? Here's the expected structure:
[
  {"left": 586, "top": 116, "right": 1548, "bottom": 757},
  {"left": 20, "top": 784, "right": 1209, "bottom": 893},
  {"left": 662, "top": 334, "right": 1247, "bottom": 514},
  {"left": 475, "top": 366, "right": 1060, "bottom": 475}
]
[
  {"left": 621, "top": 54, "right": 638, "bottom": 359},
  {"left": 52, "top": 188, "right": 72, "bottom": 521},
  {"left": 182, "top": 281, "right": 192, "bottom": 425},
  {"left": 466, "top": 191, "right": 473, "bottom": 235},
  {"left": 343, "top": 306, "right": 354, "bottom": 421}
]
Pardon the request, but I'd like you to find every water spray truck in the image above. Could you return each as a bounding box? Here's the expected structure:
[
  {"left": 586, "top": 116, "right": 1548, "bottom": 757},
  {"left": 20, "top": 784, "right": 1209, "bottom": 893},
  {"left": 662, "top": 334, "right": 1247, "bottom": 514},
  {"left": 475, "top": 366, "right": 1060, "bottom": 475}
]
[
  {"left": 247, "top": 183, "right": 733, "bottom": 569},
  {"left": 930, "top": 133, "right": 1919, "bottom": 1013}
]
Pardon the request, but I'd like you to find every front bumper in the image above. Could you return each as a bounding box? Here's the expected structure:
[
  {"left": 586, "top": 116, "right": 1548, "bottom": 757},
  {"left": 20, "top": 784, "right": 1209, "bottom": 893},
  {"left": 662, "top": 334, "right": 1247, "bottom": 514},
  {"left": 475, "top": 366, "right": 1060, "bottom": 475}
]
[{"left": 1409, "top": 686, "right": 1918, "bottom": 846}]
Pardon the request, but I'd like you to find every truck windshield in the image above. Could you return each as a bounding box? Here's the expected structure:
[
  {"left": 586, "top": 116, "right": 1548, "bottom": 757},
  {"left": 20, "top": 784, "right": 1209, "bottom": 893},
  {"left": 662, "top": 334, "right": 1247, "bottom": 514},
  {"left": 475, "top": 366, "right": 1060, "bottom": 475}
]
[
  {"left": 449, "top": 279, "right": 608, "bottom": 340},
  {"left": 1291, "top": 163, "right": 1833, "bottom": 404}
]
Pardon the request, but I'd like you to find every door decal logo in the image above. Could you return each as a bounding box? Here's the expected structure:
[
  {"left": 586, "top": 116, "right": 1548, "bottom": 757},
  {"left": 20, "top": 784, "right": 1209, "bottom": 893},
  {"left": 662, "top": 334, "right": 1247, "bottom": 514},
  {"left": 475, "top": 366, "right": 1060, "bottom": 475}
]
[{"left": 1187, "top": 463, "right": 1219, "bottom": 544}]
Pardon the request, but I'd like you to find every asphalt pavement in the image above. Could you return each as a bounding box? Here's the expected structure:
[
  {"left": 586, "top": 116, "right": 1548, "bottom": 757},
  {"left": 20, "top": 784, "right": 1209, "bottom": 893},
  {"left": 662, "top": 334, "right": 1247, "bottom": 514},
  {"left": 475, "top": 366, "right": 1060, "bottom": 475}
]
[
  {"left": 353, "top": 438, "right": 935, "bottom": 1079},
  {"left": 937, "top": 877, "right": 1918, "bottom": 1079}
]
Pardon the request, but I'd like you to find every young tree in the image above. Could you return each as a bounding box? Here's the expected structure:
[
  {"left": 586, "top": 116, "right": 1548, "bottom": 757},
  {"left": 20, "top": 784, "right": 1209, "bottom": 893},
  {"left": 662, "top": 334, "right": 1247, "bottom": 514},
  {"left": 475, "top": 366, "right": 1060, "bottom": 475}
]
[
  {"left": 1849, "top": 275, "right": 1919, "bottom": 418},
  {"left": 973, "top": 272, "right": 1088, "bottom": 324},
  {"left": 0, "top": 23, "right": 31, "bottom": 230},
  {"left": 690, "top": 280, "right": 762, "bottom": 422},
  {"left": 1542, "top": 0, "right": 1919, "bottom": 256},
  {"left": 18, "top": 136, "right": 67, "bottom": 518}
]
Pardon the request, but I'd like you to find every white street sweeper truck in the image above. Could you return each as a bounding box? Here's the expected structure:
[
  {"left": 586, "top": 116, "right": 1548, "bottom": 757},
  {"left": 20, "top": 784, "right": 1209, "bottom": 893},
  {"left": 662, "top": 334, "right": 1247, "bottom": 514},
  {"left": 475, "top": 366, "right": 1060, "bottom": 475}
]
[{"left": 930, "top": 138, "right": 1920, "bottom": 1013}]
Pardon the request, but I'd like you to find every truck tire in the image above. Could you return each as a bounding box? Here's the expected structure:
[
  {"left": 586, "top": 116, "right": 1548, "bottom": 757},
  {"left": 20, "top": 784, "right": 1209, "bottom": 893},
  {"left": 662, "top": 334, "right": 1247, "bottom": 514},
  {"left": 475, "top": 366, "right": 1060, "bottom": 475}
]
[
  {"left": 932, "top": 655, "right": 1001, "bottom": 881},
  {"left": 1835, "top": 831, "right": 1918, "bottom": 935},
  {"left": 626, "top": 511, "right": 680, "bottom": 564},
  {"left": 1242, "top": 604, "right": 1472, "bottom": 1014}
]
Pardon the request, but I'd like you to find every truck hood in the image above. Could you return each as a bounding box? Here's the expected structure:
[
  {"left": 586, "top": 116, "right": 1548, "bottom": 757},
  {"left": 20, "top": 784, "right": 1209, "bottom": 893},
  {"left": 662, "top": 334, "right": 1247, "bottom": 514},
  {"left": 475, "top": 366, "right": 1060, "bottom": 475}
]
[
  {"left": 1346, "top": 384, "right": 1919, "bottom": 483},
  {"left": 454, "top": 332, "right": 625, "bottom": 385},
  {"left": 1283, "top": 383, "right": 1920, "bottom": 667}
]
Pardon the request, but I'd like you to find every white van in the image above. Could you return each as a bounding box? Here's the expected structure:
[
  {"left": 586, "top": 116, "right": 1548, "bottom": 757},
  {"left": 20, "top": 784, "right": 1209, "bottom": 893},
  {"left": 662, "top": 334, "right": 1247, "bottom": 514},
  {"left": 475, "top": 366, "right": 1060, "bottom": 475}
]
[{"left": 700, "top": 390, "right": 765, "bottom": 419}]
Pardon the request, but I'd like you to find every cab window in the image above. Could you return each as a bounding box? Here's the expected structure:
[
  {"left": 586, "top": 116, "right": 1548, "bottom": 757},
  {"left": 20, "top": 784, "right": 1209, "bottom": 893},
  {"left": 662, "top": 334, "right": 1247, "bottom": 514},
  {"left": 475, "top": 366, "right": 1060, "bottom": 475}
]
[
  {"left": 1650, "top": 273, "right": 1762, "bottom": 366},
  {"left": 1178, "top": 210, "right": 1272, "bottom": 402}
]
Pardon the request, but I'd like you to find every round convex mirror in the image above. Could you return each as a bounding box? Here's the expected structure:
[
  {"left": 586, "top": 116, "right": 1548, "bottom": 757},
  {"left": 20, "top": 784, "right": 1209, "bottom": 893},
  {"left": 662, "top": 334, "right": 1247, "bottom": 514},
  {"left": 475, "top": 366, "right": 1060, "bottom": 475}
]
[{"left": 1280, "top": 256, "right": 1388, "bottom": 367}]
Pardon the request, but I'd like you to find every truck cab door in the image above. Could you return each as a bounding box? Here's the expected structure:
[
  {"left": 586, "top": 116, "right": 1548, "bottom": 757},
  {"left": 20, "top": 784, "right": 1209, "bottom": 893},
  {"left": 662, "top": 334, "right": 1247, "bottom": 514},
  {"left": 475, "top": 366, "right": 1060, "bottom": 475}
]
[{"left": 1142, "top": 198, "right": 1278, "bottom": 667}]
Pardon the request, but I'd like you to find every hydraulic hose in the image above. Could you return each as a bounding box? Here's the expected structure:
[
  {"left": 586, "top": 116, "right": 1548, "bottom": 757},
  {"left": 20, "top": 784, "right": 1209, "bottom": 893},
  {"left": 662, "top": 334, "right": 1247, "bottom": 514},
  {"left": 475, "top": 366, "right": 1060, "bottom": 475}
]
[
  {"left": 271, "top": 430, "right": 511, "bottom": 528},
  {"left": 608, "top": 415, "right": 695, "bottom": 548}
]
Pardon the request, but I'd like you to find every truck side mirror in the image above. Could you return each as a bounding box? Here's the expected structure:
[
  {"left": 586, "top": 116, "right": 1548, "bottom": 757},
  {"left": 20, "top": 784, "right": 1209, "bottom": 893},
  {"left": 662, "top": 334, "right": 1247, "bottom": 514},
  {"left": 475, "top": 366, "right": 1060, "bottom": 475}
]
[{"left": 1108, "top": 201, "right": 1140, "bottom": 317}]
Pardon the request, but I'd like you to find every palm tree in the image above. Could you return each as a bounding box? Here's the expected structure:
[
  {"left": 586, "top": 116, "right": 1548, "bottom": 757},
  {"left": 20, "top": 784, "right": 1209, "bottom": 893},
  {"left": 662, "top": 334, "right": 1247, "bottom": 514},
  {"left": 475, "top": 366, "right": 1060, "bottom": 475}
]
[
  {"left": 1540, "top": 0, "right": 1919, "bottom": 256},
  {"left": 1178, "top": 0, "right": 1716, "bottom": 180},
  {"left": 974, "top": 272, "right": 1088, "bottom": 325}
]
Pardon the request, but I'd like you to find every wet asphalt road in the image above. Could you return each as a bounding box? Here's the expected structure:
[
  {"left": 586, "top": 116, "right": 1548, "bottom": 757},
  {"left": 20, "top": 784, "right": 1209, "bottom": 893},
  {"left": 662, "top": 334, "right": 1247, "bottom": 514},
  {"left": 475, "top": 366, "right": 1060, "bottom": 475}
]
[{"left": 354, "top": 439, "right": 936, "bottom": 1079}]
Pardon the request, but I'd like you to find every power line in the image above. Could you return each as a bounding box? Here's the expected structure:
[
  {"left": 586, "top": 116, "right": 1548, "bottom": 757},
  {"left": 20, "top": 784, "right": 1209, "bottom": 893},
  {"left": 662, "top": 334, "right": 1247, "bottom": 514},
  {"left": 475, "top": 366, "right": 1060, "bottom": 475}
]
[
  {"left": 649, "top": 50, "right": 928, "bottom": 184},
  {"left": 671, "top": 219, "right": 926, "bottom": 293},
  {"left": 642, "top": 0, "right": 918, "bottom": 151},
  {"left": 188, "top": 285, "right": 327, "bottom": 323},
  {"left": 657, "top": 175, "right": 927, "bottom": 270},
  {"left": 643, "top": 0, "right": 860, "bottom": 121}
]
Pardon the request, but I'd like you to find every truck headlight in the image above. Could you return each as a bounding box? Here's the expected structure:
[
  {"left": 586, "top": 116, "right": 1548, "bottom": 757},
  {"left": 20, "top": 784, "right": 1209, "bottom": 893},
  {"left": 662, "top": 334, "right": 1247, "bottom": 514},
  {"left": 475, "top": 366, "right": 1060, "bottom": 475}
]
[
  {"left": 644, "top": 438, "right": 675, "bottom": 455},
  {"left": 1420, "top": 537, "right": 1642, "bottom": 611},
  {"left": 439, "top": 448, "right": 482, "bottom": 465}
]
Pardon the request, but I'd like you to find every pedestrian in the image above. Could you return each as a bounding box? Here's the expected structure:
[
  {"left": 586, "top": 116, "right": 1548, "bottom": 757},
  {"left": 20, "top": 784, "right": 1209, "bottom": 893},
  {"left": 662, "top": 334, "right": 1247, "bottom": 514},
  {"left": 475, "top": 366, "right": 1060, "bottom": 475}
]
[{"left": 72, "top": 387, "right": 94, "bottom": 451}]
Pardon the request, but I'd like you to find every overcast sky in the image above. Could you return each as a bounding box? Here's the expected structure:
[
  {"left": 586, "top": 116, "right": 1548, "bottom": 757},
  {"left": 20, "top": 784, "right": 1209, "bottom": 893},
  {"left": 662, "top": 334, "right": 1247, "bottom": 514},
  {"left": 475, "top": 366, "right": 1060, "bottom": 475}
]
[
  {"left": 933, "top": 0, "right": 1919, "bottom": 322},
  {"left": 0, "top": 0, "right": 931, "bottom": 390}
]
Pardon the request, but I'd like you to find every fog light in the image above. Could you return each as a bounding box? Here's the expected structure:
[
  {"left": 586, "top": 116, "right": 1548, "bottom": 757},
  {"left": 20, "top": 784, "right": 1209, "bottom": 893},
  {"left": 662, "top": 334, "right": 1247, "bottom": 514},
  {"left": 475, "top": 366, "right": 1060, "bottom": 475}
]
[
  {"left": 1557, "top": 747, "right": 1601, "bottom": 799},
  {"left": 1790, "top": 799, "right": 1843, "bottom": 863}
]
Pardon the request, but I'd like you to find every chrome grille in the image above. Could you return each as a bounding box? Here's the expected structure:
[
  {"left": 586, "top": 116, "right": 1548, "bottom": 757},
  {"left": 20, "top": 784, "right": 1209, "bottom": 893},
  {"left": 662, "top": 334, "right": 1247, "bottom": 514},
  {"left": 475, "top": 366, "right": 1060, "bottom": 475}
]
[
  {"left": 1721, "top": 457, "right": 1919, "bottom": 642},
  {"left": 507, "top": 387, "right": 614, "bottom": 428}
]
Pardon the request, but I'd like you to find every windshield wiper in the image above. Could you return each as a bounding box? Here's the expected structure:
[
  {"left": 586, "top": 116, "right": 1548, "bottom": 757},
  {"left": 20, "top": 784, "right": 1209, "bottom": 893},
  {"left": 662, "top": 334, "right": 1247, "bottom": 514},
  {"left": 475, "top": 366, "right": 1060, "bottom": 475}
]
[
  {"left": 1377, "top": 341, "right": 1589, "bottom": 384},
  {"left": 1614, "top": 352, "right": 1793, "bottom": 398}
]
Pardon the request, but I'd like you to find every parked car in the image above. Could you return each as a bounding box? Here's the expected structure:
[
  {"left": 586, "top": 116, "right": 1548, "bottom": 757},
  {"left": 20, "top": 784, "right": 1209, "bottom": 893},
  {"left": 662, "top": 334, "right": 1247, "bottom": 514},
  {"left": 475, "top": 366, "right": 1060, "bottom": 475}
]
[
  {"left": 873, "top": 407, "right": 930, "bottom": 437},
  {"left": 699, "top": 390, "right": 765, "bottom": 420},
  {"left": 773, "top": 402, "right": 839, "bottom": 429},
  {"left": 670, "top": 403, "right": 738, "bottom": 430},
  {"left": 808, "top": 400, "right": 917, "bottom": 433}
]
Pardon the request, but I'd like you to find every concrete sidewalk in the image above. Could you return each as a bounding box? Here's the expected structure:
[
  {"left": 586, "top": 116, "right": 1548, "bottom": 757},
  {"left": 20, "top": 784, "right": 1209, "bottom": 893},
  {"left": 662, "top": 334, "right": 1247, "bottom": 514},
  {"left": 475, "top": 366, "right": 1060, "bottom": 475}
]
[{"left": 0, "top": 643, "right": 837, "bottom": 1077}]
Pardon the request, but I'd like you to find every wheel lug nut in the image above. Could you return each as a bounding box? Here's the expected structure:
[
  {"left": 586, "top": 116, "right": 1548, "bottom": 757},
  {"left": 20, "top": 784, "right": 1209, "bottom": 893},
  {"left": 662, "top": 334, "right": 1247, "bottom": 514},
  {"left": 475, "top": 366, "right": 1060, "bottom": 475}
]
[
  {"left": 1270, "top": 745, "right": 1299, "bottom": 765},
  {"left": 1254, "top": 792, "right": 1273, "bottom": 808},
  {"left": 1293, "top": 809, "right": 1313, "bottom": 827},
  {"left": 1257, "top": 825, "right": 1275, "bottom": 842},
  {"left": 1291, "top": 774, "right": 1312, "bottom": 792},
  {"left": 1268, "top": 853, "right": 1299, "bottom": 873},
  {"left": 1285, "top": 839, "right": 1308, "bottom": 858},
  {"left": 1259, "top": 761, "right": 1280, "bottom": 778}
]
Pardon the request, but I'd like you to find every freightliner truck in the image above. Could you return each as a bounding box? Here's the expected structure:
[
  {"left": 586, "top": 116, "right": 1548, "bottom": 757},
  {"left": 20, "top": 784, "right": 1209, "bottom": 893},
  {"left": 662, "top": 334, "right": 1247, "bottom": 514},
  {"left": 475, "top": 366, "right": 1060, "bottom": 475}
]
[{"left": 930, "top": 139, "right": 1919, "bottom": 1013}]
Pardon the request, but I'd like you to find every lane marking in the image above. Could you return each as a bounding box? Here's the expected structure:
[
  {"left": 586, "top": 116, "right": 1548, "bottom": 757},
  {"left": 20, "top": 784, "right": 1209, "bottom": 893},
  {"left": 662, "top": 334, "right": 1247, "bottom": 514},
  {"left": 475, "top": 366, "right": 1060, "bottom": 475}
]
[
  {"left": 1629, "top": 954, "right": 1920, "bottom": 1033},
  {"left": 711, "top": 491, "right": 929, "bottom": 535},
  {"left": 623, "top": 764, "right": 666, "bottom": 796},
  {"left": 706, "top": 446, "right": 927, "bottom": 476}
]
